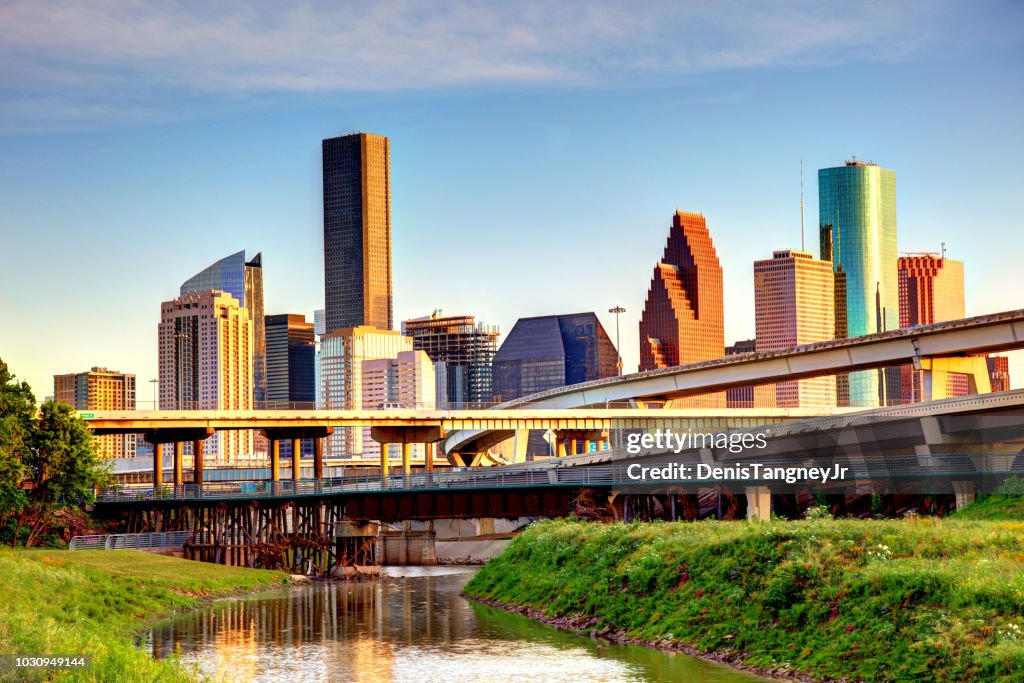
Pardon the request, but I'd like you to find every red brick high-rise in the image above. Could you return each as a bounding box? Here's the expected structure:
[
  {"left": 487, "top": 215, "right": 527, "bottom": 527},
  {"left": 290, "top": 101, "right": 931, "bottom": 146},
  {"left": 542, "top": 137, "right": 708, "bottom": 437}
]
[{"left": 639, "top": 211, "right": 724, "bottom": 372}]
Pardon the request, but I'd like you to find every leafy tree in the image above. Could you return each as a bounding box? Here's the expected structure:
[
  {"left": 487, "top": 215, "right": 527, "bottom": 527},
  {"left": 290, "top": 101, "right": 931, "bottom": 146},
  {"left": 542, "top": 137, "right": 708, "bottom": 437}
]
[
  {"left": 1, "top": 358, "right": 113, "bottom": 546},
  {"left": 0, "top": 360, "right": 32, "bottom": 538}
]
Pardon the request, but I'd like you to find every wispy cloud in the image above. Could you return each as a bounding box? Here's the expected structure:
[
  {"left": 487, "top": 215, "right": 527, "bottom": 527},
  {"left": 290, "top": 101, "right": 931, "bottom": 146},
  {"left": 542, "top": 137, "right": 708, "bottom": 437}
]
[{"left": 0, "top": 0, "right": 991, "bottom": 132}]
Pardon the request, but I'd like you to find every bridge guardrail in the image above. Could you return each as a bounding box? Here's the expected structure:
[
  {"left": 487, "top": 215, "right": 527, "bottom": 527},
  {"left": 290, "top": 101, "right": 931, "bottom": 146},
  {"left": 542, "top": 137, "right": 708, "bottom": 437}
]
[
  {"left": 93, "top": 451, "right": 1023, "bottom": 504},
  {"left": 69, "top": 531, "right": 191, "bottom": 551}
]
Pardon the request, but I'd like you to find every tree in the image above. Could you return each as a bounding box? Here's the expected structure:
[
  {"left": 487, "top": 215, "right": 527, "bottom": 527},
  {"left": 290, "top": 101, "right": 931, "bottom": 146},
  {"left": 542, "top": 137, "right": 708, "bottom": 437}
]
[
  {"left": 1, "top": 358, "right": 113, "bottom": 546},
  {"left": 16, "top": 401, "right": 112, "bottom": 546},
  {"left": 0, "top": 360, "right": 33, "bottom": 539}
]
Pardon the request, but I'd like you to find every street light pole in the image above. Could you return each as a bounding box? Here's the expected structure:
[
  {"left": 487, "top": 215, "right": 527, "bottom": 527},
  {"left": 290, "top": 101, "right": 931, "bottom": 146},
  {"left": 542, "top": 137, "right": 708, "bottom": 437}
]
[
  {"left": 609, "top": 306, "right": 626, "bottom": 376},
  {"left": 149, "top": 379, "right": 158, "bottom": 410}
]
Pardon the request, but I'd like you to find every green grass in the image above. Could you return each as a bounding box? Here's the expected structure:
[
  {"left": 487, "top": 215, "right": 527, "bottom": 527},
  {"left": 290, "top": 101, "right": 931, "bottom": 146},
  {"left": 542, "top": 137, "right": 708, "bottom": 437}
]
[
  {"left": 464, "top": 517, "right": 1024, "bottom": 682},
  {"left": 952, "top": 494, "right": 1024, "bottom": 520},
  {"left": 0, "top": 549, "right": 289, "bottom": 682}
]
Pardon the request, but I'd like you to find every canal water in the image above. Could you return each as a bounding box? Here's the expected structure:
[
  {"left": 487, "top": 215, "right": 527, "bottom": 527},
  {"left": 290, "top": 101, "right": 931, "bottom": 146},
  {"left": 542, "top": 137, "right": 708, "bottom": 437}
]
[{"left": 148, "top": 567, "right": 767, "bottom": 682}]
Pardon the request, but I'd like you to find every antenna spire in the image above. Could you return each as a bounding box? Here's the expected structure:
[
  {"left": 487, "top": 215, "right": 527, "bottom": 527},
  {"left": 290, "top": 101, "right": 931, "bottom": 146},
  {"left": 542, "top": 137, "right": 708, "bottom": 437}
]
[{"left": 800, "top": 159, "right": 806, "bottom": 252}]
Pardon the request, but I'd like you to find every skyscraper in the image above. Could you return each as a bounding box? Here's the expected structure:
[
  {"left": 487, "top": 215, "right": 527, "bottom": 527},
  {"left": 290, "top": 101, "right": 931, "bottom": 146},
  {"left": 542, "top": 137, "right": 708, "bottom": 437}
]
[
  {"left": 180, "top": 251, "right": 266, "bottom": 404},
  {"left": 753, "top": 249, "right": 836, "bottom": 407},
  {"left": 638, "top": 211, "right": 724, "bottom": 374},
  {"left": 54, "top": 367, "right": 136, "bottom": 458},
  {"left": 319, "top": 326, "right": 412, "bottom": 458},
  {"left": 492, "top": 313, "right": 617, "bottom": 402},
  {"left": 158, "top": 291, "right": 253, "bottom": 461},
  {"left": 819, "top": 161, "right": 898, "bottom": 407},
  {"left": 265, "top": 314, "right": 315, "bottom": 407},
  {"left": 323, "top": 133, "right": 392, "bottom": 332},
  {"left": 402, "top": 311, "right": 499, "bottom": 408},
  {"left": 897, "top": 254, "right": 967, "bottom": 401}
]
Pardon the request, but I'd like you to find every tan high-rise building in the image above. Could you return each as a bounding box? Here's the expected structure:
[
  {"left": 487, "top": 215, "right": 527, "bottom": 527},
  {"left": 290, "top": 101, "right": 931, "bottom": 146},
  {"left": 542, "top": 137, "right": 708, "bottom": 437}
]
[
  {"left": 753, "top": 250, "right": 836, "bottom": 407},
  {"left": 158, "top": 290, "right": 253, "bottom": 462},
  {"left": 54, "top": 367, "right": 136, "bottom": 458},
  {"left": 361, "top": 350, "right": 436, "bottom": 461},
  {"left": 323, "top": 133, "right": 392, "bottom": 333},
  {"left": 319, "top": 326, "right": 412, "bottom": 458}
]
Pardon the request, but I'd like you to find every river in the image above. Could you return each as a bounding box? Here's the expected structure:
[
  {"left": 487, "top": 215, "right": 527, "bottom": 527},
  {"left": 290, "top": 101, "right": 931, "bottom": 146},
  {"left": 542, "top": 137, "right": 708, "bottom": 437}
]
[{"left": 148, "top": 566, "right": 768, "bottom": 682}]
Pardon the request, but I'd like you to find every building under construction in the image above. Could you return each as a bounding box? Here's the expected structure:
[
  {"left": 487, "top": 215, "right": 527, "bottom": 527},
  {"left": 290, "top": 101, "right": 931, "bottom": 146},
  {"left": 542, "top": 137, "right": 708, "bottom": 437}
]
[{"left": 402, "top": 312, "right": 499, "bottom": 408}]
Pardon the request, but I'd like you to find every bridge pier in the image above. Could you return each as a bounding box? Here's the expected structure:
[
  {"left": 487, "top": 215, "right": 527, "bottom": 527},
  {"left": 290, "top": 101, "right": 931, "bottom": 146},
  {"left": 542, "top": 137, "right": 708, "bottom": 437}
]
[
  {"left": 270, "top": 439, "right": 281, "bottom": 481},
  {"left": 153, "top": 443, "right": 163, "bottom": 488},
  {"left": 745, "top": 486, "right": 772, "bottom": 522},
  {"left": 143, "top": 427, "right": 214, "bottom": 491},
  {"left": 193, "top": 438, "right": 204, "bottom": 485},
  {"left": 916, "top": 355, "right": 992, "bottom": 401},
  {"left": 292, "top": 438, "right": 302, "bottom": 480},
  {"left": 173, "top": 441, "right": 183, "bottom": 486}
]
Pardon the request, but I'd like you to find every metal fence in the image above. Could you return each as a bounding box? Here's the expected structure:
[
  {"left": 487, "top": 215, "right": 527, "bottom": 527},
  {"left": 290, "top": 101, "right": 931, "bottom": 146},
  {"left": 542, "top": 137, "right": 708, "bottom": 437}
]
[{"left": 69, "top": 531, "right": 191, "bottom": 551}]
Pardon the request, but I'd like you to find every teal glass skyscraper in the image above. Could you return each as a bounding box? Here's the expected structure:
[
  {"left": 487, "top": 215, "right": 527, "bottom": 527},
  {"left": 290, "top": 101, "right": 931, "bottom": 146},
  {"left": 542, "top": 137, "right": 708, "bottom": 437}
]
[{"left": 819, "top": 161, "right": 898, "bottom": 407}]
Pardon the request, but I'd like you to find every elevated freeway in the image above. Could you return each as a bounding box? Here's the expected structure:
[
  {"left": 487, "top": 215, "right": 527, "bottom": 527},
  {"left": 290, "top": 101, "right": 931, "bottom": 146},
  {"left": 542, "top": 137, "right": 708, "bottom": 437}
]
[{"left": 442, "top": 309, "right": 1024, "bottom": 455}]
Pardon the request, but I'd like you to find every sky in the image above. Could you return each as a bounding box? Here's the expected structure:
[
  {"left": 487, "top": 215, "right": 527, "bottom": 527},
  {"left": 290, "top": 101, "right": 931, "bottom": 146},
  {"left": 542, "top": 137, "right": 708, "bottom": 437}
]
[{"left": 1, "top": 1, "right": 1023, "bottom": 404}]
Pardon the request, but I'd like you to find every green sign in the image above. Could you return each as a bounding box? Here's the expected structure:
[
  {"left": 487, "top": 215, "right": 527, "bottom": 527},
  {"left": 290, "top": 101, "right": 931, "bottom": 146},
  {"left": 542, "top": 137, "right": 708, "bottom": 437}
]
[{"left": 80, "top": 412, "right": 94, "bottom": 419}]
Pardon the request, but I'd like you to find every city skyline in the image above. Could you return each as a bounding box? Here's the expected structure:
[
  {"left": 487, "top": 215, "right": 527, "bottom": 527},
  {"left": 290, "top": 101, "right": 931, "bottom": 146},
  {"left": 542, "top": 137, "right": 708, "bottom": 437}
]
[{"left": 2, "top": 2, "right": 1023, "bottom": 400}]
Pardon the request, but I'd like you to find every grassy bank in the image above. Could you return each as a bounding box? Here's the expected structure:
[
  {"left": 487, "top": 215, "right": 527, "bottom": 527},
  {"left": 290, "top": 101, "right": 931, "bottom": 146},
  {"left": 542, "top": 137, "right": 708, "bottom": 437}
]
[
  {"left": 464, "top": 517, "right": 1024, "bottom": 682},
  {"left": 953, "top": 494, "right": 1024, "bottom": 520},
  {"left": 0, "top": 549, "right": 289, "bottom": 681}
]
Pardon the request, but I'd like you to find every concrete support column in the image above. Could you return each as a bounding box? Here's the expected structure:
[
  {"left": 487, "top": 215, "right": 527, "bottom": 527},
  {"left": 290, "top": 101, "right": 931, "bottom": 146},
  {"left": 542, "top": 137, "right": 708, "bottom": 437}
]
[
  {"left": 314, "top": 437, "right": 324, "bottom": 479},
  {"left": 193, "top": 439, "right": 204, "bottom": 486},
  {"left": 153, "top": 442, "right": 163, "bottom": 489},
  {"left": 557, "top": 440, "right": 567, "bottom": 457},
  {"left": 568, "top": 439, "right": 577, "bottom": 456},
  {"left": 402, "top": 443, "right": 412, "bottom": 475},
  {"left": 476, "top": 518, "right": 496, "bottom": 536},
  {"left": 583, "top": 439, "right": 592, "bottom": 454},
  {"left": 380, "top": 443, "right": 389, "bottom": 475},
  {"left": 425, "top": 443, "right": 434, "bottom": 472},
  {"left": 291, "top": 438, "right": 302, "bottom": 481},
  {"left": 917, "top": 356, "right": 993, "bottom": 401},
  {"left": 173, "top": 441, "right": 183, "bottom": 486},
  {"left": 952, "top": 481, "right": 977, "bottom": 510},
  {"left": 270, "top": 440, "right": 280, "bottom": 482},
  {"left": 745, "top": 486, "right": 772, "bottom": 522}
]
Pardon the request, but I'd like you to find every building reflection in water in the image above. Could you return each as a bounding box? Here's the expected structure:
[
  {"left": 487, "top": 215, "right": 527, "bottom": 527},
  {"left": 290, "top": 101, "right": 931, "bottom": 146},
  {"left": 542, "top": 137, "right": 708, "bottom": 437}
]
[{"left": 148, "top": 568, "right": 765, "bottom": 682}]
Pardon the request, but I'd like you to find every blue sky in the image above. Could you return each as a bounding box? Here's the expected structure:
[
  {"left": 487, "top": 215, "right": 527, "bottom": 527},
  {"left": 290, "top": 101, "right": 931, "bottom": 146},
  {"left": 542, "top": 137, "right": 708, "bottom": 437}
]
[{"left": 1, "top": 1, "right": 1023, "bottom": 403}]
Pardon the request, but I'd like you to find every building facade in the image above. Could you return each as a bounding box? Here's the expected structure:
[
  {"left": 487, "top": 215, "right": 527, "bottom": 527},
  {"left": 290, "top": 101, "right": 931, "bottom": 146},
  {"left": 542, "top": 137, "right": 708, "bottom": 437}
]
[
  {"left": 53, "top": 367, "right": 136, "bottom": 458},
  {"left": 753, "top": 249, "right": 836, "bottom": 408},
  {"left": 988, "top": 356, "right": 1012, "bottom": 393},
  {"left": 180, "top": 251, "right": 266, "bottom": 405},
  {"left": 323, "top": 133, "right": 392, "bottom": 333},
  {"left": 361, "top": 350, "right": 436, "bottom": 461},
  {"left": 265, "top": 314, "right": 315, "bottom": 407},
  {"left": 314, "top": 308, "right": 326, "bottom": 409},
  {"left": 725, "top": 339, "right": 756, "bottom": 408},
  {"left": 638, "top": 211, "right": 724, "bottom": 371},
  {"left": 402, "top": 311, "right": 499, "bottom": 408},
  {"left": 492, "top": 313, "right": 617, "bottom": 402},
  {"left": 319, "top": 326, "right": 412, "bottom": 458},
  {"left": 158, "top": 291, "right": 253, "bottom": 461},
  {"left": 819, "top": 161, "right": 899, "bottom": 406}
]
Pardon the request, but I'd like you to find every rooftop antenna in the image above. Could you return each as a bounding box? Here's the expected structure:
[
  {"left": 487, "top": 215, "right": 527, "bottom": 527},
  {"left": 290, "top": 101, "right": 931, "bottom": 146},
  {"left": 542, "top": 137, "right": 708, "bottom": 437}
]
[
  {"left": 941, "top": 241, "right": 947, "bottom": 259},
  {"left": 800, "top": 159, "right": 806, "bottom": 252}
]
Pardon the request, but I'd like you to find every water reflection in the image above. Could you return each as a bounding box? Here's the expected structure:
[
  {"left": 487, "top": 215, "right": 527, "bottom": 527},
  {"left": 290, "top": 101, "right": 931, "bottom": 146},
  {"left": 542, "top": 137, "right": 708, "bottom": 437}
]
[{"left": 149, "top": 567, "right": 765, "bottom": 682}]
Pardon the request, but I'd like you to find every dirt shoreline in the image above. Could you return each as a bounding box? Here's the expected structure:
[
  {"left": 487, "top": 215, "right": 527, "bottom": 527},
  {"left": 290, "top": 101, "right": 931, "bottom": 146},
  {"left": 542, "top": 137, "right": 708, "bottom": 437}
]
[{"left": 467, "top": 595, "right": 852, "bottom": 683}]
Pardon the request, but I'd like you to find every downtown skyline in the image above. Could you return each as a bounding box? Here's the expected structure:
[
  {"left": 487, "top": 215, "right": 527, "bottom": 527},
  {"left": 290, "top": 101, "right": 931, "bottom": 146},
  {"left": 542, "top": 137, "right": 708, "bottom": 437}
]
[{"left": 1, "top": 2, "right": 1023, "bottom": 401}]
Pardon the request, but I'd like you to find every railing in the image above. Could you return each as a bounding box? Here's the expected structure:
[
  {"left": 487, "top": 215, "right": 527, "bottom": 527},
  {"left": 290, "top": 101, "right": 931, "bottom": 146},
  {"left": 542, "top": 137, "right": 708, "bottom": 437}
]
[
  {"left": 93, "top": 452, "right": 1024, "bottom": 504},
  {"left": 69, "top": 531, "right": 191, "bottom": 551}
]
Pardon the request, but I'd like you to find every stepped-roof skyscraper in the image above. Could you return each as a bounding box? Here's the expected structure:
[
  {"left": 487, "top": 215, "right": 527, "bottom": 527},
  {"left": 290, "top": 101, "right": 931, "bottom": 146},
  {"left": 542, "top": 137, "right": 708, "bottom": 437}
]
[{"left": 638, "top": 211, "right": 724, "bottom": 371}]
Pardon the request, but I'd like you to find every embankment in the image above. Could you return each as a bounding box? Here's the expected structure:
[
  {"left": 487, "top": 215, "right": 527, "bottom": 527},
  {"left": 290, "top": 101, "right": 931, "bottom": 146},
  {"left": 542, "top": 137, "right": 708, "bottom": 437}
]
[
  {"left": 463, "top": 516, "right": 1024, "bottom": 682},
  {"left": 0, "top": 549, "right": 289, "bottom": 681}
]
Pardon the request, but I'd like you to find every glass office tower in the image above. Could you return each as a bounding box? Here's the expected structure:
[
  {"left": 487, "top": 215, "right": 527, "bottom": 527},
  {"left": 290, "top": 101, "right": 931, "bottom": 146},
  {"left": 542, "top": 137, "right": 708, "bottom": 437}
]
[
  {"left": 818, "top": 161, "right": 898, "bottom": 407},
  {"left": 180, "top": 250, "right": 266, "bottom": 404}
]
